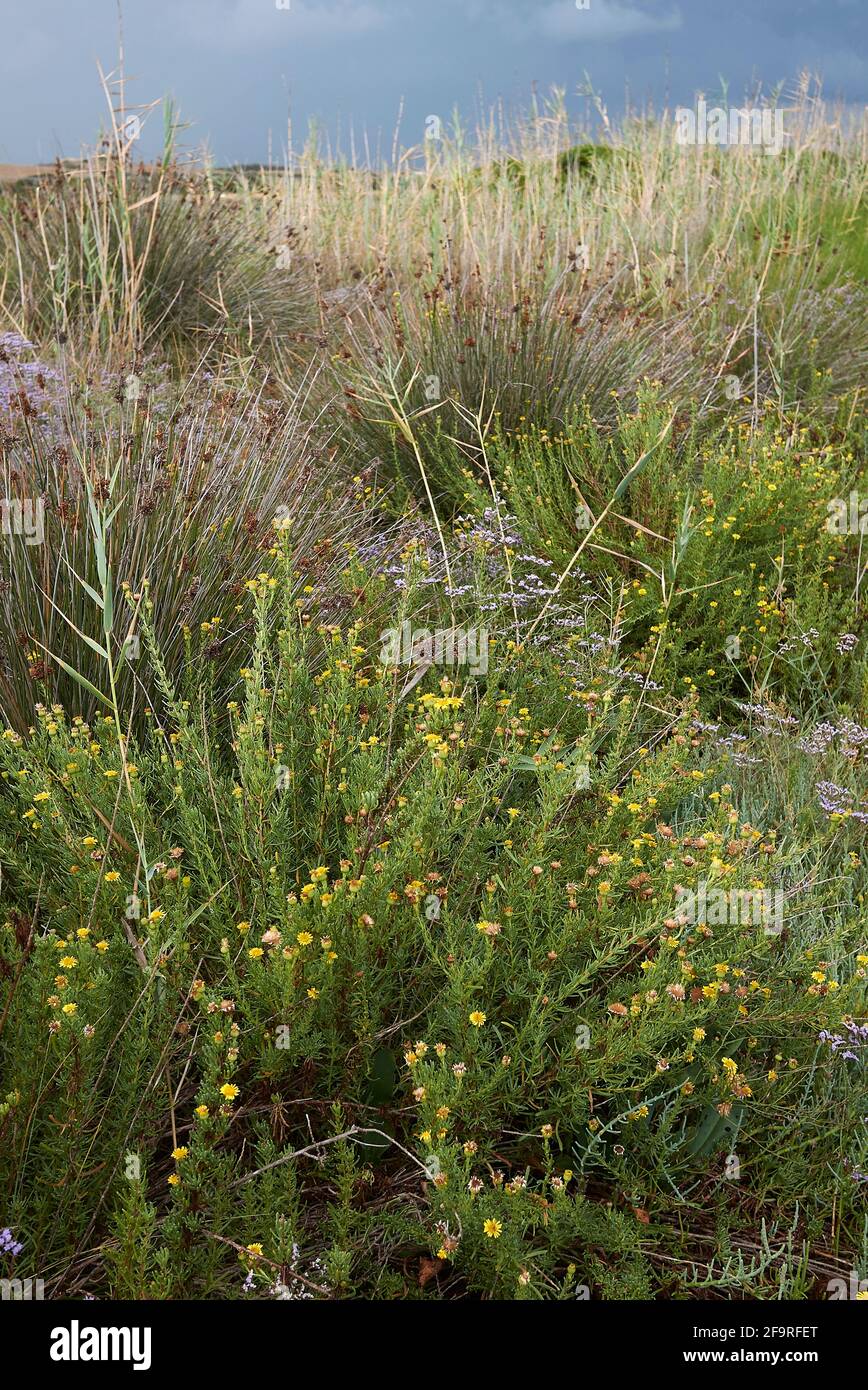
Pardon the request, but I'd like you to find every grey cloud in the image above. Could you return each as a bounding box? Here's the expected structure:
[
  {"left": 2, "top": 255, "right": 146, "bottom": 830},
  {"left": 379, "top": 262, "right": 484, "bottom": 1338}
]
[
  {"left": 535, "top": 2, "right": 682, "bottom": 43},
  {"left": 176, "top": 0, "right": 389, "bottom": 48},
  {"left": 0, "top": 0, "right": 863, "bottom": 165}
]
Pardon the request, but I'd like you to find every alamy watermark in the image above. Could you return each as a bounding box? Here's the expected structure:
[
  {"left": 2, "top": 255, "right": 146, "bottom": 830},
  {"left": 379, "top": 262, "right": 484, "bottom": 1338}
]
[
  {"left": 380, "top": 621, "right": 489, "bottom": 676},
  {"left": 827, "top": 1269, "right": 868, "bottom": 1300},
  {"left": 1, "top": 1277, "right": 44, "bottom": 1300},
  {"left": 1, "top": 497, "right": 44, "bottom": 545},
  {"left": 826, "top": 493, "right": 867, "bottom": 535},
  {"left": 675, "top": 881, "right": 783, "bottom": 936},
  {"left": 50, "top": 1320, "right": 151, "bottom": 1371},
  {"left": 675, "top": 101, "right": 784, "bottom": 155}
]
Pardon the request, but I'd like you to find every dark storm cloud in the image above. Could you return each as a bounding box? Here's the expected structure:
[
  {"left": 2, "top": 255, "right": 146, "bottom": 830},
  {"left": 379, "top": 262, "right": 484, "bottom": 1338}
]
[{"left": 0, "top": 0, "right": 864, "bottom": 164}]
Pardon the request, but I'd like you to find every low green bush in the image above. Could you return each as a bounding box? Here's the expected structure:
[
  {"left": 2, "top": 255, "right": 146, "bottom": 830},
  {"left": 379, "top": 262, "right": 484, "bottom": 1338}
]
[{"left": 0, "top": 537, "right": 863, "bottom": 1298}]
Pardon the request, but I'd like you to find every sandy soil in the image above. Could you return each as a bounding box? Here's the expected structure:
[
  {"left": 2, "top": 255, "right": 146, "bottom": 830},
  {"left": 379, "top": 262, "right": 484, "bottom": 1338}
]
[{"left": 0, "top": 163, "right": 52, "bottom": 183}]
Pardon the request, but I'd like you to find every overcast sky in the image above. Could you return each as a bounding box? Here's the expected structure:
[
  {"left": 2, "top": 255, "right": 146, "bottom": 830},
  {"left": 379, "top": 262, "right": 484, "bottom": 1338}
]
[{"left": 1, "top": 0, "right": 865, "bottom": 165}]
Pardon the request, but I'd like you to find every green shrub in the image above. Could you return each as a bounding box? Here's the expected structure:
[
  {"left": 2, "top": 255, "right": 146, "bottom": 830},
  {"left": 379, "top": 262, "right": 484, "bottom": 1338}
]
[
  {"left": 0, "top": 160, "right": 314, "bottom": 361},
  {"left": 0, "top": 542, "right": 863, "bottom": 1298},
  {"left": 336, "top": 281, "right": 698, "bottom": 510}
]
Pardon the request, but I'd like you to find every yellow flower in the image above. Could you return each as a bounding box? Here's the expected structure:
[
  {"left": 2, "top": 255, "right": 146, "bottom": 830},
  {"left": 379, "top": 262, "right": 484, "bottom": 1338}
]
[
  {"left": 62, "top": 1002, "right": 77, "bottom": 1015},
  {"left": 692, "top": 1028, "right": 706, "bottom": 1042},
  {"left": 59, "top": 956, "right": 78, "bottom": 969},
  {"left": 195, "top": 1105, "right": 210, "bottom": 1119},
  {"left": 236, "top": 921, "right": 251, "bottom": 934},
  {"left": 483, "top": 1219, "right": 502, "bottom": 1239},
  {"left": 167, "top": 1173, "right": 181, "bottom": 1186},
  {"left": 297, "top": 931, "right": 314, "bottom": 947},
  {"left": 104, "top": 871, "right": 121, "bottom": 882},
  {"left": 96, "top": 940, "right": 109, "bottom": 952},
  {"left": 171, "top": 1147, "right": 188, "bottom": 1161},
  {"left": 248, "top": 947, "right": 264, "bottom": 959},
  {"left": 219, "top": 1084, "right": 240, "bottom": 1101},
  {"left": 469, "top": 1011, "right": 486, "bottom": 1027}
]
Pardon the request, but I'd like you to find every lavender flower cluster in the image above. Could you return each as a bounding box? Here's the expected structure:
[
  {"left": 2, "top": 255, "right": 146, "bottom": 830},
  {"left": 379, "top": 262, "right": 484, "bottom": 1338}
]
[
  {"left": 0, "top": 332, "right": 61, "bottom": 420},
  {"left": 819, "top": 1019, "right": 867, "bottom": 1064},
  {"left": 776, "top": 627, "right": 819, "bottom": 655},
  {"left": 456, "top": 507, "right": 523, "bottom": 549},
  {"left": 691, "top": 717, "right": 762, "bottom": 766},
  {"left": 816, "top": 780, "right": 868, "bottom": 823},
  {"left": 0, "top": 1227, "right": 23, "bottom": 1257},
  {"left": 799, "top": 719, "right": 868, "bottom": 759},
  {"left": 241, "top": 1242, "right": 326, "bottom": 1299},
  {"left": 734, "top": 701, "right": 799, "bottom": 730},
  {"left": 819, "top": 1022, "right": 868, "bottom": 1182},
  {"left": 373, "top": 505, "right": 599, "bottom": 635}
]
